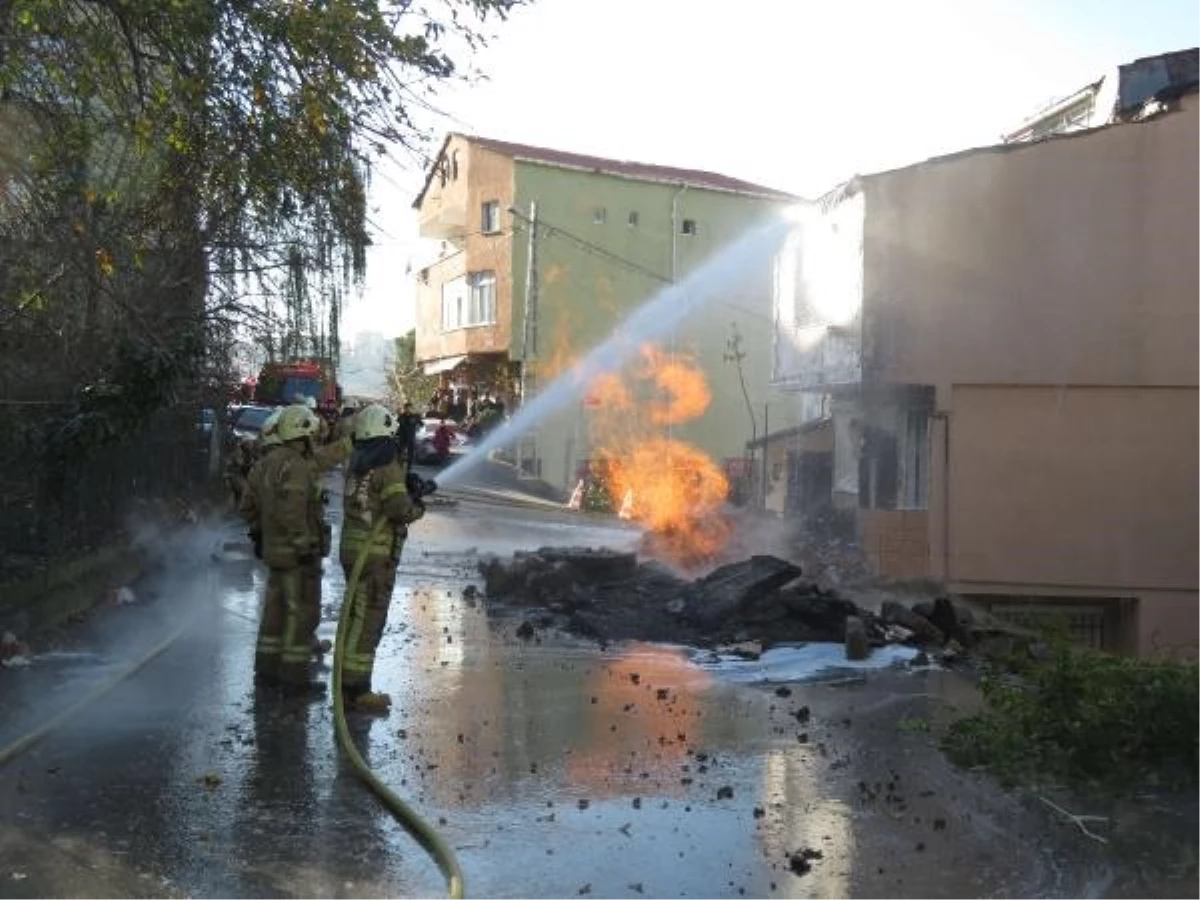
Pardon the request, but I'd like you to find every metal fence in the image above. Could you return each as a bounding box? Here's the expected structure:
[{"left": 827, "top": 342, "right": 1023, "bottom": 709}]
[
  {"left": 982, "top": 597, "right": 1128, "bottom": 652},
  {"left": 0, "top": 402, "right": 217, "bottom": 584}
]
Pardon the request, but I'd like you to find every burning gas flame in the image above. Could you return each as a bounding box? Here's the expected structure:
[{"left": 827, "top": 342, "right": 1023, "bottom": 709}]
[{"left": 586, "top": 343, "right": 730, "bottom": 568}]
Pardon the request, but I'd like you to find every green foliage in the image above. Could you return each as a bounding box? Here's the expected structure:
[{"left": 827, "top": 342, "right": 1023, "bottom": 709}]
[
  {"left": 582, "top": 478, "right": 613, "bottom": 513},
  {"left": 387, "top": 330, "right": 439, "bottom": 406},
  {"left": 0, "top": 0, "right": 522, "bottom": 430},
  {"left": 944, "top": 638, "right": 1199, "bottom": 789}
]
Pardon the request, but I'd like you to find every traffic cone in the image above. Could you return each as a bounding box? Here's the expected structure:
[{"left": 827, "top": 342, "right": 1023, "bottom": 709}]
[{"left": 567, "top": 480, "right": 584, "bottom": 510}]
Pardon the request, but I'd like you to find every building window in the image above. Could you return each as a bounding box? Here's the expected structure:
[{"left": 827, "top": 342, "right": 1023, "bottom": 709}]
[
  {"left": 628, "top": 211, "right": 640, "bottom": 227},
  {"left": 441, "top": 272, "right": 496, "bottom": 331},
  {"left": 900, "top": 408, "right": 929, "bottom": 510},
  {"left": 441, "top": 276, "right": 466, "bottom": 331},
  {"left": 681, "top": 218, "right": 697, "bottom": 235},
  {"left": 593, "top": 207, "right": 607, "bottom": 224},
  {"left": 467, "top": 271, "right": 497, "bottom": 326},
  {"left": 481, "top": 200, "right": 500, "bottom": 234}
]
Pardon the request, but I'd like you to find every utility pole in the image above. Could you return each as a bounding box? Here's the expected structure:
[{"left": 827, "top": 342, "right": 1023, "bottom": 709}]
[
  {"left": 517, "top": 201, "right": 539, "bottom": 475},
  {"left": 519, "top": 201, "right": 539, "bottom": 403},
  {"left": 762, "top": 403, "right": 770, "bottom": 511}
]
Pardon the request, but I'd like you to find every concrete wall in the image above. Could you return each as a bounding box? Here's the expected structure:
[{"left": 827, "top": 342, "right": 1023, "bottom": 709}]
[
  {"left": 858, "top": 98, "right": 1199, "bottom": 652},
  {"left": 511, "top": 162, "right": 797, "bottom": 489},
  {"left": 414, "top": 137, "right": 516, "bottom": 363},
  {"left": 862, "top": 96, "right": 1199, "bottom": 391},
  {"left": 945, "top": 384, "right": 1197, "bottom": 591}
]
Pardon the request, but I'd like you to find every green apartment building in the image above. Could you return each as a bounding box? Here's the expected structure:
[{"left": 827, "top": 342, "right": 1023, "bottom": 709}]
[{"left": 412, "top": 134, "right": 800, "bottom": 492}]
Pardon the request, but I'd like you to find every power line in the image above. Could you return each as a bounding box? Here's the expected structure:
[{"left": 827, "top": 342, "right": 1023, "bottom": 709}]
[
  {"left": 510, "top": 208, "right": 671, "bottom": 286},
  {"left": 511, "top": 209, "right": 778, "bottom": 327}
]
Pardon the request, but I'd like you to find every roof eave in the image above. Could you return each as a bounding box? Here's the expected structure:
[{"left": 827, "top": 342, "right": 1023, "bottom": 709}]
[{"left": 510, "top": 155, "right": 798, "bottom": 202}]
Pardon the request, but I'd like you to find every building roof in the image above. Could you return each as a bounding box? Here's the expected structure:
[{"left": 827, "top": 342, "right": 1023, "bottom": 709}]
[
  {"left": 745, "top": 417, "right": 832, "bottom": 450},
  {"left": 412, "top": 132, "right": 800, "bottom": 208}
]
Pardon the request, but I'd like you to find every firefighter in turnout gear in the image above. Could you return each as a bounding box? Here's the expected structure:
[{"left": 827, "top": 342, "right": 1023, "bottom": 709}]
[
  {"left": 240, "top": 403, "right": 347, "bottom": 695},
  {"left": 339, "top": 404, "right": 425, "bottom": 714}
]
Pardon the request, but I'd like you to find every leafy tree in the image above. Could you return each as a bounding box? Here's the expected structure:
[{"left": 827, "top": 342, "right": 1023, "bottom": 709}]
[
  {"left": 387, "top": 329, "right": 438, "bottom": 408},
  {"left": 0, "top": 0, "right": 522, "bottom": 421}
]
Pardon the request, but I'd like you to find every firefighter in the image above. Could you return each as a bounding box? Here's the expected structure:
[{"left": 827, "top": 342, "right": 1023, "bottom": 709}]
[
  {"left": 339, "top": 403, "right": 426, "bottom": 714},
  {"left": 257, "top": 407, "right": 284, "bottom": 455},
  {"left": 239, "top": 403, "right": 332, "bottom": 696},
  {"left": 224, "top": 434, "right": 256, "bottom": 508}
]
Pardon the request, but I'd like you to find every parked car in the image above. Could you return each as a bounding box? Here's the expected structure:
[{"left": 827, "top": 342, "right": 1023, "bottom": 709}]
[
  {"left": 412, "top": 418, "right": 468, "bottom": 464},
  {"left": 229, "top": 404, "right": 276, "bottom": 442}
]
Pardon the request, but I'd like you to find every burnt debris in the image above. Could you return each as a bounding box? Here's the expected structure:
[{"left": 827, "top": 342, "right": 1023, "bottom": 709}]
[{"left": 477, "top": 547, "right": 1000, "bottom": 655}]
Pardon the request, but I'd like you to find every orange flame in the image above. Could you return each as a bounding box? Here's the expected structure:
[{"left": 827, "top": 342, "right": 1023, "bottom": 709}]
[
  {"left": 639, "top": 344, "right": 712, "bottom": 426},
  {"left": 586, "top": 343, "right": 730, "bottom": 568}
]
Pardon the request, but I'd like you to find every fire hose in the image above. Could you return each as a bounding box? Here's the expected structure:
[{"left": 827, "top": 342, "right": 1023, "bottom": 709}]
[
  {"left": 0, "top": 480, "right": 463, "bottom": 896},
  {"left": 333, "top": 474, "right": 466, "bottom": 899}
]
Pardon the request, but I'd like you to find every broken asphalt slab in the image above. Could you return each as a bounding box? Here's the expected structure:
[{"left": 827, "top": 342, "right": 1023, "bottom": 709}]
[{"left": 477, "top": 548, "right": 1003, "bottom": 660}]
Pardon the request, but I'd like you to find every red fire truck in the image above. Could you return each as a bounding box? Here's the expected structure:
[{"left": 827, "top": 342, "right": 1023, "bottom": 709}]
[{"left": 253, "top": 360, "right": 342, "bottom": 417}]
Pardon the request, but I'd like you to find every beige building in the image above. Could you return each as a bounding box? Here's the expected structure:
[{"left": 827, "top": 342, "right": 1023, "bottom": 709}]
[{"left": 771, "top": 83, "right": 1198, "bottom": 657}]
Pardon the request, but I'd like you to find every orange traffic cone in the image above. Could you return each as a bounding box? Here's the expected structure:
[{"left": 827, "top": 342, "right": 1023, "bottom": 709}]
[{"left": 567, "top": 480, "right": 585, "bottom": 510}]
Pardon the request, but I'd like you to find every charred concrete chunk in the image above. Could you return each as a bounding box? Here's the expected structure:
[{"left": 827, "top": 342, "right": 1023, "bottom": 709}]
[
  {"left": 844, "top": 616, "right": 870, "bottom": 660},
  {"left": 535, "top": 546, "right": 638, "bottom": 581},
  {"left": 689, "top": 556, "right": 803, "bottom": 628},
  {"left": 927, "top": 596, "right": 973, "bottom": 645},
  {"left": 880, "top": 600, "right": 945, "bottom": 645},
  {"left": 777, "top": 583, "right": 862, "bottom": 633}
]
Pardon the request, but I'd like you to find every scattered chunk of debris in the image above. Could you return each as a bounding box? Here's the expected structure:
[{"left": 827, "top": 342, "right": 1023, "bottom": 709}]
[
  {"left": 716, "top": 785, "right": 734, "bottom": 800},
  {"left": 788, "top": 847, "right": 823, "bottom": 875},
  {"left": 774, "top": 686, "right": 792, "bottom": 698},
  {"left": 844, "top": 615, "right": 869, "bottom": 661},
  {"left": 515, "top": 621, "right": 536, "bottom": 641},
  {"left": 197, "top": 773, "right": 222, "bottom": 789}
]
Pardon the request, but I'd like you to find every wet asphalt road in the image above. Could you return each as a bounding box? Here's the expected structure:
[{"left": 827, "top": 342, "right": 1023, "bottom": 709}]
[{"left": 1, "top": 476, "right": 1197, "bottom": 899}]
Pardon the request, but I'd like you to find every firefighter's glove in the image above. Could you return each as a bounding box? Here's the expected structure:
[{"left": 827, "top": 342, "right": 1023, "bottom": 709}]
[
  {"left": 405, "top": 472, "right": 424, "bottom": 500},
  {"left": 249, "top": 531, "right": 263, "bottom": 560}
]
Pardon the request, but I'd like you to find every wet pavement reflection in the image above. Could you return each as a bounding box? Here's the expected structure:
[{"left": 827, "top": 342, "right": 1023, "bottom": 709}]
[{"left": 1, "top": 493, "right": 1195, "bottom": 898}]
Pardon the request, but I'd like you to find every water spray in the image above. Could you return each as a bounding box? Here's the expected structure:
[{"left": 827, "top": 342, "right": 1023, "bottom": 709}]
[{"left": 435, "top": 213, "right": 794, "bottom": 489}]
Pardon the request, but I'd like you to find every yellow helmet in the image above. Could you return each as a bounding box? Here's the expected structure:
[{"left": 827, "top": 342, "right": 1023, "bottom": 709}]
[
  {"left": 276, "top": 404, "right": 321, "bottom": 443},
  {"left": 354, "top": 403, "right": 397, "bottom": 441},
  {"left": 259, "top": 407, "right": 284, "bottom": 448}
]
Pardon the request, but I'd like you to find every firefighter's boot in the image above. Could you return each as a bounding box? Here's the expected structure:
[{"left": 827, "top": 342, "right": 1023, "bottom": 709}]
[{"left": 345, "top": 689, "right": 392, "bottom": 715}]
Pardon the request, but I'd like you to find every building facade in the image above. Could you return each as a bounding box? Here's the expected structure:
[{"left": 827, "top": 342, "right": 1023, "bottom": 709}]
[
  {"left": 412, "top": 134, "right": 801, "bottom": 491},
  {"left": 1002, "top": 47, "right": 1197, "bottom": 143},
  {"left": 772, "top": 87, "right": 1198, "bottom": 657}
]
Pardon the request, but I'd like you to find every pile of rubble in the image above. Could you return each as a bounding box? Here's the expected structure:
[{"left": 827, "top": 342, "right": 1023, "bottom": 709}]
[{"left": 478, "top": 547, "right": 1010, "bottom": 658}]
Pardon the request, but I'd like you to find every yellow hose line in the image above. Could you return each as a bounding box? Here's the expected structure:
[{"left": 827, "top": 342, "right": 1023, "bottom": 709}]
[
  {"left": 0, "top": 573, "right": 209, "bottom": 769},
  {"left": 335, "top": 519, "right": 466, "bottom": 899}
]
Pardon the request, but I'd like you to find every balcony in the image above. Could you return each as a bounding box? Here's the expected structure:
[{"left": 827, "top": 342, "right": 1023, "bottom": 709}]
[
  {"left": 418, "top": 202, "right": 468, "bottom": 241},
  {"left": 773, "top": 323, "right": 861, "bottom": 390}
]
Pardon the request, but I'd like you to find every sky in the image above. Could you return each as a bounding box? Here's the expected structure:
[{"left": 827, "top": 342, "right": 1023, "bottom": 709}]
[{"left": 340, "top": 0, "right": 1200, "bottom": 339}]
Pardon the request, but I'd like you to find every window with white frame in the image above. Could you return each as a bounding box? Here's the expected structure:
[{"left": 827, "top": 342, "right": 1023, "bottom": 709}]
[
  {"left": 467, "top": 271, "right": 497, "bottom": 326},
  {"left": 442, "top": 272, "right": 496, "bottom": 330},
  {"left": 481, "top": 200, "right": 500, "bottom": 234},
  {"left": 441, "top": 276, "right": 467, "bottom": 331}
]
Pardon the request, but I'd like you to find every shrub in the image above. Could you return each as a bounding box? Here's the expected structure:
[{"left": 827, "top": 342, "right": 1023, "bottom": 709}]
[{"left": 944, "top": 638, "right": 1198, "bottom": 788}]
